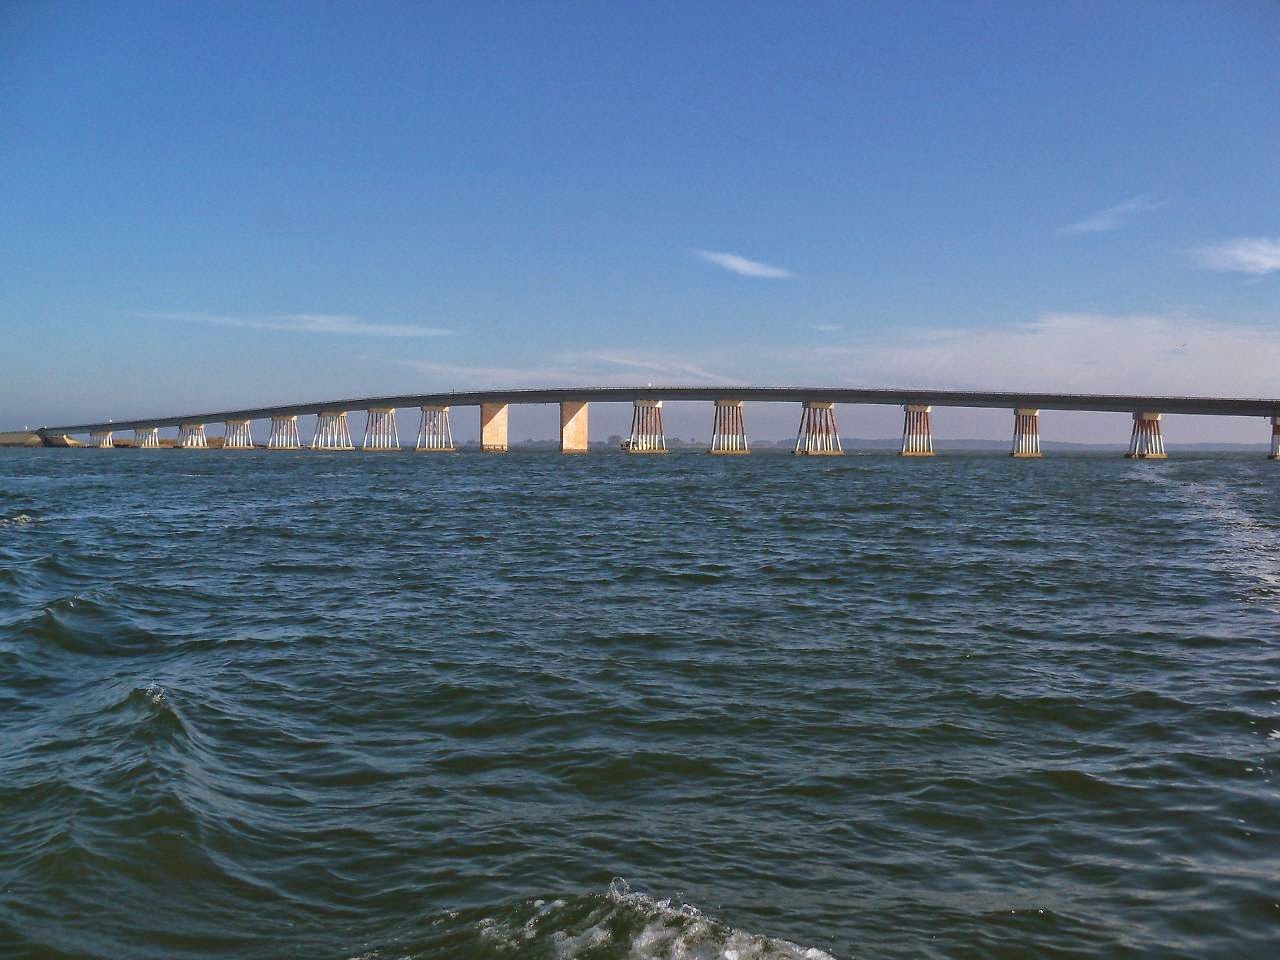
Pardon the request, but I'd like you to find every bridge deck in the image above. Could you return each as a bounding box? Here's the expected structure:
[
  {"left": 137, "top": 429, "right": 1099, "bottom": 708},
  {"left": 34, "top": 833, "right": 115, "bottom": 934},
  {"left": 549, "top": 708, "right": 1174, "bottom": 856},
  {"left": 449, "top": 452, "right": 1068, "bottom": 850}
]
[{"left": 35, "top": 387, "right": 1280, "bottom": 435}]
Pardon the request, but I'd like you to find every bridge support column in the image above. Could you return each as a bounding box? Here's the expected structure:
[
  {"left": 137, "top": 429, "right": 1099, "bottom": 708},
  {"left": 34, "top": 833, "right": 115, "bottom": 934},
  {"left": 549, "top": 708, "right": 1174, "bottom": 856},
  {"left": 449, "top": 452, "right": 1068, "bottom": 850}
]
[
  {"left": 268, "top": 415, "right": 301, "bottom": 449},
  {"left": 900, "top": 405, "right": 935, "bottom": 456},
  {"left": 559, "top": 400, "right": 589, "bottom": 453},
  {"left": 1011, "top": 408, "right": 1041, "bottom": 458},
  {"left": 710, "top": 400, "right": 749, "bottom": 454},
  {"left": 362, "top": 407, "right": 400, "bottom": 451},
  {"left": 627, "top": 400, "right": 667, "bottom": 453},
  {"left": 1270, "top": 416, "right": 1280, "bottom": 460},
  {"left": 795, "top": 401, "right": 842, "bottom": 455},
  {"left": 312, "top": 411, "right": 354, "bottom": 451},
  {"left": 135, "top": 427, "right": 160, "bottom": 449},
  {"left": 481, "top": 402, "right": 509, "bottom": 452},
  {"left": 177, "top": 423, "right": 207, "bottom": 448},
  {"left": 1126, "top": 412, "right": 1166, "bottom": 459},
  {"left": 416, "top": 406, "right": 455, "bottom": 452},
  {"left": 224, "top": 419, "right": 254, "bottom": 449},
  {"left": 90, "top": 430, "right": 114, "bottom": 449}
]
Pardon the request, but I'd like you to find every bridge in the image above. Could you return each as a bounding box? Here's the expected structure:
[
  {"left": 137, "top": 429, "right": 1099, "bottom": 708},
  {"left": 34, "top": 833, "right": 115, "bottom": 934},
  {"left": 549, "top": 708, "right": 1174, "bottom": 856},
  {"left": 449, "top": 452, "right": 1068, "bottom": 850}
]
[{"left": 29, "top": 387, "right": 1280, "bottom": 459}]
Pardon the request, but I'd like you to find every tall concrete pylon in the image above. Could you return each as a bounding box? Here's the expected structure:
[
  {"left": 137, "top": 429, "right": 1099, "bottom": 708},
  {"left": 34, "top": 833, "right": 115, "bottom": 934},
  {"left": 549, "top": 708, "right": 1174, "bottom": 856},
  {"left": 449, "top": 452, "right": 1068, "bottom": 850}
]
[
  {"left": 177, "top": 423, "right": 207, "bottom": 448},
  {"left": 362, "top": 407, "right": 400, "bottom": 451},
  {"left": 794, "top": 401, "right": 841, "bottom": 455},
  {"left": 416, "top": 406, "right": 454, "bottom": 452},
  {"left": 710, "top": 400, "right": 749, "bottom": 454},
  {"left": 1126, "top": 412, "right": 1167, "bottom": 459},
  {"left": 900, "top": 405, "right": 934, "bottom": 457},
  {"left": 268, "top": 415, "right": 301, "bottom": 449},
  {"left": 312, "top": 411, "right": 354, "bottom": 451},
  {"left": 559, "top": 401, "right": 589, "bottom": 453},
  {"left": 1011, "top": 408, "right": 1041, "bottom": 458},
  {"left": 480, "top": 402, "right": 509, "bottom": 452},
  {"left": 224, "top": 419, "right": 254, "bottom": 449},
  {"left": 627, "top": 400, "right": 667, "bottom": 453}
]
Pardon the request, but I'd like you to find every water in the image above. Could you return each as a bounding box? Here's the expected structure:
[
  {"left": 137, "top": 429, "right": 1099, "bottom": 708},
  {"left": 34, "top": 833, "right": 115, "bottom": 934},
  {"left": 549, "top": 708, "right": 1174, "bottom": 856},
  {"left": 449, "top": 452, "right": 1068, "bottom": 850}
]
[{"left": 1, "top": 448, "right": 1277, "bottom": 959}]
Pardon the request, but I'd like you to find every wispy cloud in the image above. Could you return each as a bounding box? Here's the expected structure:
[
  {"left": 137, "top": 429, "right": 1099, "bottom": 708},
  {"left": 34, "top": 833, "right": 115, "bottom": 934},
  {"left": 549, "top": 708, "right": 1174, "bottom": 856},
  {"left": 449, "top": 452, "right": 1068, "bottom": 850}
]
[
  {"left": 1061, "top": 196, "right": 1165, "bottom": 235},
  {"left": 387, "top": 350, "right": 739, "bottom": 389},
  {"left": 694, "top": 249, "right": 792, "bottom": 279},
  {"left": 1193, "top": 236, "right": 1280, "bottom": 275},
  {"left": 152, "top": 311, "right": 454, "bottom": 337},
  {"left": 788, "top": 312, "right": 1280, "bottom": 397},
  {"left": 575, "top": 350, "right": 740, "bottom": 384}
]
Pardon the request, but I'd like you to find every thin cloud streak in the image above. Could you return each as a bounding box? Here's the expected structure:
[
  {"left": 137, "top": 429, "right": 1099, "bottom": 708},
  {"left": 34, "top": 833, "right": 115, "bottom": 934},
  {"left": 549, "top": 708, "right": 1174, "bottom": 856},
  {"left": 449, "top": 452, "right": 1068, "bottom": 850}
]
[
  {"left": 152, "top": 312, "right": 455, "bottom": 337},
  {"left": 1061, "top": 196, "right": 1165, "bottom": 234},
  {"left": 793, "top": 312, "right": 1280, "bottom": 397},
  {"left": 694, "top": 249, "right": 792, "bottom": 278},
  {"left": 1193, "top": 237, "right": 1280, "bottom": 275},
  {"left": 387, "top": 350, "right": 740, "bottom": 389}
]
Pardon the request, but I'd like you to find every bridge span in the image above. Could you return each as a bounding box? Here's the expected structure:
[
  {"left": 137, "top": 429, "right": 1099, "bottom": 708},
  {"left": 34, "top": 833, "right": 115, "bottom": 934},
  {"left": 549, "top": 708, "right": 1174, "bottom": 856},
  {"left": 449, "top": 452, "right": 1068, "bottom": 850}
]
[{"left": 31, "top": 387, "right": 1280, "bottom": 459}]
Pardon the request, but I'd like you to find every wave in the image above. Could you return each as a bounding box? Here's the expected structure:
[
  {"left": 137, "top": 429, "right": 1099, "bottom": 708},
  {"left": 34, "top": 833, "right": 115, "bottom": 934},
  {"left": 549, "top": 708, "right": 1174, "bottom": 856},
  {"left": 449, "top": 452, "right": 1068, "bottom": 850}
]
[{"left": 362, "top": 880, "right": 836, "bottom": 959}]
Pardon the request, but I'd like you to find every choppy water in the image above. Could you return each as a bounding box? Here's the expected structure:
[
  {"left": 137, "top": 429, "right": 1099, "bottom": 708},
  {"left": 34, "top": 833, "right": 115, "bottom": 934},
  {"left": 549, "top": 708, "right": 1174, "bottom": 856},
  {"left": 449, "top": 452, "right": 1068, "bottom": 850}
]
[{"left": 1, "top": 448, "right": 1278, "bottom": 959}]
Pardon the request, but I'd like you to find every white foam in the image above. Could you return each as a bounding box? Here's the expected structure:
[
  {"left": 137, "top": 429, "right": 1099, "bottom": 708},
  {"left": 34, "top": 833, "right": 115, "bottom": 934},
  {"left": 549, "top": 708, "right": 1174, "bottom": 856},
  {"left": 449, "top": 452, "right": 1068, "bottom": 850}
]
[{"left": 475, "top": 880, "right": 837, "bottom": 960}]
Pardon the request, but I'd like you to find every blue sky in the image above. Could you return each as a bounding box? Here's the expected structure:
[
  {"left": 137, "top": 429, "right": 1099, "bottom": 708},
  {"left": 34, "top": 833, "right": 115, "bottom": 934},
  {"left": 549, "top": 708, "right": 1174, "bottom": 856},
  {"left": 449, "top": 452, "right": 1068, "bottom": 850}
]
[{"left": 2, "top": 1, "right": 1278, "bottom": 441}]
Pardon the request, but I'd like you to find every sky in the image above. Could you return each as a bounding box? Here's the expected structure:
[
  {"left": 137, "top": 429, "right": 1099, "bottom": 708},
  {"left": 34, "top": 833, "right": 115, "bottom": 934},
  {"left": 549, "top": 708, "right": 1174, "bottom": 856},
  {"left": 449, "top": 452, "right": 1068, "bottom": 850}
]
[{"left": 2, "top": 0, "right": 1278, "bottom": 442}]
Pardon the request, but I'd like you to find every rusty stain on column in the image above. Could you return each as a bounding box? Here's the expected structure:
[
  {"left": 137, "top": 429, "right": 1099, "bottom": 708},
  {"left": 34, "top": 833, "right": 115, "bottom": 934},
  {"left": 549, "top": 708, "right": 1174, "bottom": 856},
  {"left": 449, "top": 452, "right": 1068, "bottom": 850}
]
[
  {"left": 710, "top": 400, "right": 749, "bottom": 454},
  {"left": 1126, "top": 412, "right": 1167, "bottom": 459},
  {"left": 1011, "top": 408, "right": 1041, "bottom": 458},
  {"left": 794, "top": 401, "right": 842, "bottom": 455},
  {"left": 627, "top": 400, "right": 667, "bottom": 453}
]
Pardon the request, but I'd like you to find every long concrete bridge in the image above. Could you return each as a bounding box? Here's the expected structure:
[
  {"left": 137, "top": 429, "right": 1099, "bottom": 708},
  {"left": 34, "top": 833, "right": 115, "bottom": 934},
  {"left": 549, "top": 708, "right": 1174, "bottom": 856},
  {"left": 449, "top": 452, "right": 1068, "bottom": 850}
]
[{"left": 29, "top": 387, "right": 1280, "bottom": 459}]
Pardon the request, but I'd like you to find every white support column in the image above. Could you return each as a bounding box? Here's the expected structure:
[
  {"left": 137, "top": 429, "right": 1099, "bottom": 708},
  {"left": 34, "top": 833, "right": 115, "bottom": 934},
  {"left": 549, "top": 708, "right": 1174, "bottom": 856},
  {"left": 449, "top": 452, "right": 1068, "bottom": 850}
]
[
  {"left": 90, "top": 430, "right": 114, "bottom": 449},
  {"left": 177, "top": 423, "right": 208, "bottom": 449},
  {"left": 311, "top": 411, "right": 355, "bottom": 451},
  {"left": 415, "top": 406, "right": 455, "bottom": 452},
  {"left": 626, "top": 399, "right": 667, "bottom": 453},
  {"left": 224, "top": 419, "right": 254, "bottom": 449},
  {"left": 362, "top": 407, "right": 400, "bottom": 451},
  {"left": 268, "top": 415, "right": 301, "bottom": 450},
  {"left": 794, "top": 401, "right": 842, "bottom": 455},
  {"left": 1270, "top": 416, "right": 1279, "bottom": 460},
  {"left": 900, "top": 404, "right": 935, "bottom": 457},
  {"left": 559, "top": 400, "right": 589, "bottom": 453},
  {"left": 1126, "top": 412, "right": 1167, "bottom": 459},
  {"left": 135, "top": 427, "right": 161, "bottom": 449},
  {"left": 710, "top": 400, "right": 749, "bottom": 454},
  {"left": 1011, "top": 408, "right": 1041, "bottom": 458},
  {"left": 480, "top": 402, "right": 509, "bottom": 452}
]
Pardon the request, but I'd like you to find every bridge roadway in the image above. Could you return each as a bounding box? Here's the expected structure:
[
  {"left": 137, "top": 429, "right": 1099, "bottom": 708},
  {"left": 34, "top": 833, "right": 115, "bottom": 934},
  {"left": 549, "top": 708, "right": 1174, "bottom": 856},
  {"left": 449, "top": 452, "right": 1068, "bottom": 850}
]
[{"left": 34, "top": 387, "right": 1280, "bottom": 436}]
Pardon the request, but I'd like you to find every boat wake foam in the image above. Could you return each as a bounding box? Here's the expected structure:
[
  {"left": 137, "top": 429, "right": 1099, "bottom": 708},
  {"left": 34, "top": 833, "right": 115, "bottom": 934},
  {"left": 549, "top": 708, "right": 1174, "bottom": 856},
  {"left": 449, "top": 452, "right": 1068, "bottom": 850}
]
[{"left": 357, "top": 879, "right": 836, "bottom": 959}]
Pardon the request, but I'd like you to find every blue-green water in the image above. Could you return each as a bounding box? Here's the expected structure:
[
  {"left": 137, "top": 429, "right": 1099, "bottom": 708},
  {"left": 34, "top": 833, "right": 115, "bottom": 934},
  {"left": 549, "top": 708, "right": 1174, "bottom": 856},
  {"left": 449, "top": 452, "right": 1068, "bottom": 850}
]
[{"left": 1, "top": 448, "right": 1277, "bottom": 959}]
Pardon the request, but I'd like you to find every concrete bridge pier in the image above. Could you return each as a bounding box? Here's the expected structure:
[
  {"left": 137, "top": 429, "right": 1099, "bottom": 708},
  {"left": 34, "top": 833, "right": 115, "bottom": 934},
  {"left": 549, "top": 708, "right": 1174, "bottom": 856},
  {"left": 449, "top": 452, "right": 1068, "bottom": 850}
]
[
  {"left": 1011, "top": 408, "right": 1041, "bottom": 458},
  {"left": 900, "top": 405, "right": 935, "bottom": 457},
  {"left": 710, "top": 400, "right": 749, "bottom": 454},
  {"left": 90, "top": 430, "right": 114, "bottom": 449},
  {"left": 312, "top": 411, "right": 354, "bottom": 451},
  {"left": 559, "top": 400, "right": 589, "bottom": 453},
  {"left": 224, "top": 419, "right": 254, "bottom": 449},
  {"left": 362, "top": 407, "right": 400, "bottom": 451},
  {"left": 628, "top": 400, "right": 667, "bottom": 453},
  {"left": 268, "top": 415, "right": 301, "bottom": 449},
  {"left": 1270, "top": 416, "right": 1280, "bottom": 460},
  {"left": 177, "top": 423, "right": 208, "bottom": 448},
  {"left": 481, "top": 402, "right": 509, "bottom": 452},
  {"left": 1127, "top": 412, "right": 1167, "bottom": 459},
  {"left": 416, "top": 406, "right": 455, "bottom": 452},
  {"left": 135, "top": 427, "right": 160, "bottom": 449},
  {"left": 794, "top": 401, "right": 842, "bottom": 455}
]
